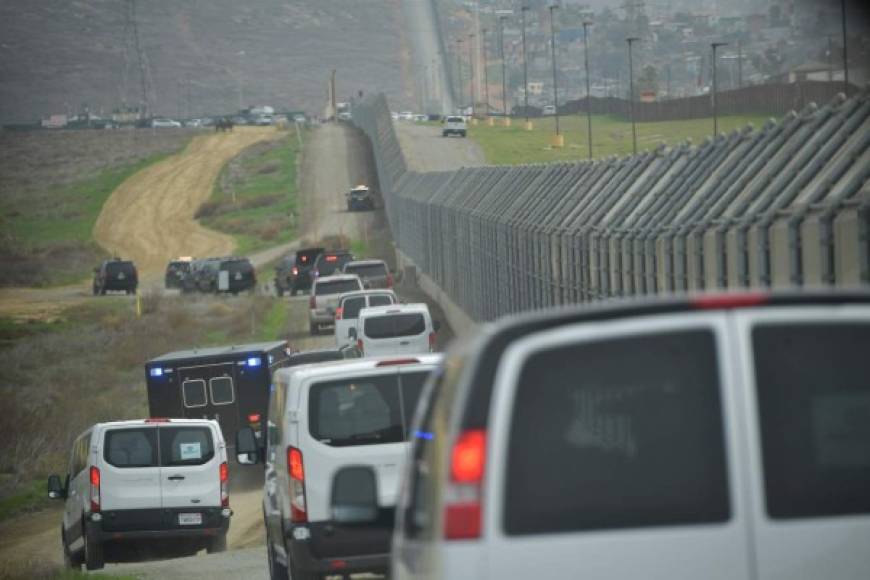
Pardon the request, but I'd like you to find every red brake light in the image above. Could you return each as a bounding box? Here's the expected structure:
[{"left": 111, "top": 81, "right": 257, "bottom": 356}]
[
  {"left": 451, "top": 430, "right": 486, "bottom": 483},
  {"left": 357, "top": 338, "right": 364, "bottom": 354},
  {"left": 692, "top": 292, "right": 768, "bottom": 310},
  {"left": 335, "top": 307, "right": 343, "bottom": 320},
  {"left": 292, "top": 267, "right": 299, "bottom": 276},
  {"left": 287, "top": 446, "right": 307, "bottom": 522},
  {"left": 219, "top": 461, "right": 229, "bottom": 507},
  {"left": 301, "top": 256, "right": 307, "bottom": 262},
  {"left": 309, "top": 295, "right": 316, "bottom": 309},
  {"left": 376, "top": 358, "right": 421, "bottom": 366},
  {"left": 247, "top": 413, "right": 261, "bottom": 423},
  {"left": 326, "top": 255, "right": 338, "bottom": 262},
  {"left": 445, "top": 429, "right": 486, "bottom": 540},
  {"left": 429, "top": 332, "right": 436, "bottom": 351},
  {"left": 90, "top": 466, "right": 101, "bottom": 513},
  {"left": 288, "top": 447, "right": 304, "bottom": 481},
  {"left": 387, "top": 273, "right": 394, "bottom": 287},
  {"left": 145, "top": 417, "right": 170, "bottom": 423},
  {"left": 90, "top": 465, "right": 100, "bottom": 487},
  {"left": 220, "top": 462, "right": 229, "bottom": 482}
]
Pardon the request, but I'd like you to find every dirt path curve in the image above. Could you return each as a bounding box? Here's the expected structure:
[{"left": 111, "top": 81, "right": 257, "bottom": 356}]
[{"left": 93, "top": 127, "right": 282, "bottom": 278}]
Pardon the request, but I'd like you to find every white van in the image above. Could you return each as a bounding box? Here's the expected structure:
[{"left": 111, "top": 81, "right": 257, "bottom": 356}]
[
  {"left": 235, "top": 355, "right": 442, "bottom": 580},
  {"left": 334, "top": 289, "right": 398, "bottom": 348},
  {"left": 48, "top": 418, "right": 231, "bottom": 570},
  {"left": 356, "top": 303, "right": 438, "bottom": 357}
]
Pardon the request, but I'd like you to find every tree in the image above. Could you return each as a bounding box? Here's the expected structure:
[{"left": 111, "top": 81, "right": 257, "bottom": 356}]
[{"left": 638, "top": 64, "right": 659, "bottom": 95}]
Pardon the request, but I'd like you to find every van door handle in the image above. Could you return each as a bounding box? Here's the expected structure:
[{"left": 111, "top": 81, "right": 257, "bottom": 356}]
[
  {"left": 168, "top": 475, "right": 185, "bottom": 481},
  {"left": 400, "top": 341, "right": 410, "bottom": 345}
]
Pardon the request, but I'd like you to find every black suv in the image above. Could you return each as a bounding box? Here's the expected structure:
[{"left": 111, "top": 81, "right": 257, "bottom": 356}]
[
  {"left": 346, "top": 185, "right": 375, "bottom": 211},
  {"left": 273, "top": 247, "right": 324, "bottom": 296},
  {"left": 93, "top": 259, "right": 138, "bottom": 295},
  {"left": 312, "top": 250, "right": 355, "bottom": 279},
  {"left": 164, "top": 259, "right": 193, "bottom": 289},
  {"left": 182, "top": 257, "right": 256, "bottom": 294}
]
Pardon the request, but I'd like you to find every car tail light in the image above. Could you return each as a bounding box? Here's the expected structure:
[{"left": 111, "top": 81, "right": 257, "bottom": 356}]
[
  {"left": 292, "top": 267, "right": 299, "bottom": 276},
  {"left": 90, "top": 466, "right": 101, "bottom": 513},
  {"left": 287, "top": 446, "right": 307, "bottom": 522},
  {"left": 429, "top": 332, "right": 436, "bottom": 351},
  {"left": 445, "top": 430, "right": 486, "bottom": 540},
  {"left": 692, "top": 292, "right": 768, "bottom": 310},
  {"left": 335, "top": 307, "right": 343, "bottom": 320},
  {"left": 219, "top": 461, "right": 229, "bottom": 507},
  {"left": 386, "top": 273, "right": 394, "bottom": 287},
  {"left": 309, "top": 295, "right": 316, "bottom": 309},
  {"left": 247, "top": 413, "right": 261, "bottom": 424},
  {"left": 376, "top": 358, "right": 421, "bottom": 366},
  {"left": 357, "top": 338, "right": 364, "bottom": 355}
]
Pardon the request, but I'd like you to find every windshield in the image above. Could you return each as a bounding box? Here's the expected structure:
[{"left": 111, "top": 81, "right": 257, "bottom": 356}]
[{"left": 308, "top": 371, "right": 430, "bottom": 447}]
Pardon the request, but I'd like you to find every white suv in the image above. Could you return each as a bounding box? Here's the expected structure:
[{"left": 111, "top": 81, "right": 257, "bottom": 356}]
[
  {"left": 334, "top": 289, "right": 398, "bottom": 348},
  {"left": 442, "top": 115, "right": 467, "bottom": 137},
  {"left": 356, "top": 303, "right": 438, "bottom": 357},
  {"left": 308, "top": 274, "right": 364, "bottom": 334},
  {"left": 235, "top": 355, "right": 442, "bottom": 580},
  {"left": 48, "top": 418, "right": 231, "bottom": 570}
]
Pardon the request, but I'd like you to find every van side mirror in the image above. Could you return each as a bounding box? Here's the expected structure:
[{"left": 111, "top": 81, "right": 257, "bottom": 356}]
[
  {"left": 235, "top": 427, "right": 259, "bottom": 465},
  {"left": 434, "top": 320, "right": 442, "bottom": 332},
  {"left": 331, "top": 466, "right": 379, "bottom": 525},
  {"left": 47, "top": 475, "right": 66, "bottom": 499},
  {"left": 348, "top": 328, "right": 358, "bottom": 340}
]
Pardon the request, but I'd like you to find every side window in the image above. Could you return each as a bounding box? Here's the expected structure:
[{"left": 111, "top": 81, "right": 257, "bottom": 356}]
[
  {"left": 209, "top": 377, "right": 235, "bottom": 405},
  {"left": 182, "top": 379, "right": 207, "bottom": 408},
  {"left": 504, "top": 329, "right": 729, "bottom": 536},
  {"left": 267, "top": 381, "right": 287, "bottom": 459},
  {"left": 104, "top": 428, "right": 158, "bottom": 468}
]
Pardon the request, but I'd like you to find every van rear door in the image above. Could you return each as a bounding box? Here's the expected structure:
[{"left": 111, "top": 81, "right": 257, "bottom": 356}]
[
  {"left": 178, "top": 364, "right": 239, "bottom": 439},
  {"left": 362, "top": 311, "right": 429, "bottom": 356},
  {"left": 100, "top": 425, "right": 162, "bottom": 513},
  {"left": 735, "top": 307, "right": 870, "bottom": 580},
  {"left": 159, "top": 424, "right": 223, "bottom": 512}
]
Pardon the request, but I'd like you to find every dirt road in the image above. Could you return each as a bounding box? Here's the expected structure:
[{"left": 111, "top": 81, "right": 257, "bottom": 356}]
[{"left": 394, "top": 122, "right": 485, "bottom": 172}]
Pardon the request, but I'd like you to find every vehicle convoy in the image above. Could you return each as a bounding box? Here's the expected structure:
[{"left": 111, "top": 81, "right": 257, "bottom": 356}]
[
  {"left": 356, "top": 303, "right": 438, "bottom": 357},
  {"left": 234, "top": 355, "right": 443, "bottom": 580},
  {"left": 442, "top": 115, "right": 467, "bottom": 137},
  {"left": 273, "top": 247, "right": 324, "bottom": 296},
  {"left": 338, "top": 291, "right": 870, "bottom": 580},
  {"left": 346, "top": 185, "right": 375, "bottom": 211},
  {"left": 312, "top": 249, "right": 355, "bottom": 278},
  {"left": 47, "top": 418, "right": 232, "bottom": 571},
  {"left": 145, "top": 341, "right": 289, "bottom": 445},
  {"left": 181, "top": 256, "right": 257, "bottom": 294},
  {"left": 308, "top": 274, "right": 364, "bottom": 334},
  {"left": 342, "top": 259, "right": 392, "bottom": 289},
  {"left": 164, "top": 257, "right": 194, "bottom": 289},
  {"left": 334, "top": 289, "right": 398, "bottom": 348},
  {"left": 92, "top": 258, "right": 138, "bottom": 295}
]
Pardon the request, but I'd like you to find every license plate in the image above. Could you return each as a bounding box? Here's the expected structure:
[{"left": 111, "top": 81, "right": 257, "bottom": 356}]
[
  {"left": 234, "top": 272, "right": 242, "bottom": 280},
  {"left": 117, "top": 273, "right": 125, "bottom": 280},
  {"left": 178, "top": 513, "right": 202, "bottom": 526}
]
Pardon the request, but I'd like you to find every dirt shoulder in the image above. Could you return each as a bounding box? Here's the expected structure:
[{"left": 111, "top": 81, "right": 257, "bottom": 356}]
[{"left": 394, "top": 121, "right": 485, "bottom": 172}]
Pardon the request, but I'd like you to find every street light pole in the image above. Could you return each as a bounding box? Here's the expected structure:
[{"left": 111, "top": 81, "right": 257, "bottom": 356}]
[
  {"left": 711, "top": 42, "right": 728, "bottom": 136},
  {"left": 626, "top": 37, "right": 639, "bottom": 155},
  {"left": 482, "top": 27, "right": 490, "bottom": 115},
  {"left": 521, "top": 5, "right": 530, "bottom": 127},
  {"left": 582, "top": 20, "right": 593, "bottom": 159},
  {"left": 456, "top": 39, "right": 465, "bottom": 112},
  {"left": 841, "top": 0, "right": 849, "bottom": 96},
  {"left": 549, "top": 5, "right": 560, "bottom": 142},
  {"left": 468, "top": 33, "right": 476, "bottom": 117},
  {"left": 499, "top": 15, "right": 509, "bottom": 117}
]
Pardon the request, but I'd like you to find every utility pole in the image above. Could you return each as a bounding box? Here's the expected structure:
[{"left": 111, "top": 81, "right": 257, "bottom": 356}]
[
  {"left": 129, "top": 0, "right": 151, "bottom": 119},
  {"left": 549, "top": 5, "right": 561, "bottom": 144},
  {"left": 456, "top": 38, "right": 465, "bottom": 112},
  {"left": 499, "top": 15, "right": 509, "bottom": 116},
  {"left": 827, "top": 34, "right": 834, "bottom": 82},
  {"left": 841, "top": 0, "right": 849, "bottom": 95},
  {"left": 711, "top": 42, "right": 728, "bottom": 136},
  {"left": 521, "top": 5, "right": 530, "bottom": 128},
  {"left": 330, "top": 69, "right": 337, "bottom": 119},
  {"left": 626, "top": 37, "right": 640, "bottom": 155},
  {"left": 737, "top": 41, "right": 743, "bottom": 88},
  {"left": 583, "top": 20, "right": 593, "bottom": 159},
  {"left": 468, "top": 33, "right": 476, "bottom": 117},
  {"left": 238, "top": 50, "right": 247, "bottom": 111},
  {"left": 482, "top": 28, "right": 490, "bottom": 115}
]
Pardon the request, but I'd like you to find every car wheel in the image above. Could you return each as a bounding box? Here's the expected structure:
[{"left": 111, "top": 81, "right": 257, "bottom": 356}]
[
  {"left": 276, "top": 286, "right": 284, "bottom": 297},
  {"left": 62, "top": 528, "right": 82, "bottom": 569},
  {"left": 442, "top": 131, "right": 447, "bottom": 137},
  {"left": 267, "top": 541, "right": 288, "bottom": 580},
  {"left": 99, "top": 287, "right": 106, "bottom": 296},
  {"left": 290, "top": 288, "right": 298, "bottom": 297},
  {"left": 84, "top": 522, "right": 104, "bottom": 570},
  {"left": 206, "top": 533, "right": 227, "bottom": 554}
]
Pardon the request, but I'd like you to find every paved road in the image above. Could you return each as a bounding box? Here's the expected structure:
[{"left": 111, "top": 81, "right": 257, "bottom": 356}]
[{"left": 394, "top": 121, "right": 485, "bottom": 172}]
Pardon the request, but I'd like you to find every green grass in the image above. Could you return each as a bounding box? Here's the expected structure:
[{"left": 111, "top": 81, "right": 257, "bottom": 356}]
[
  {"left": 0, "top": 480, "right": 49, "bottom": 522},
  {"left": 200, "top": 135, "right": 303, "bottom": 255},
  {"left": 350, "top": 238, "right": 373, "bottom": 259},
  {"left": 255, "top": 299, "right": 289, "bottom": 342},
  {"left": 469, "top": 113, "right": 773, "bottom": 165}
]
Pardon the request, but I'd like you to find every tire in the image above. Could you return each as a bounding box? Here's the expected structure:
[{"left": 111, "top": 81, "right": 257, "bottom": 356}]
[
  {"left": 460, "top": 130, "right": 467, "bottom": 137},
  {"left": 62, "top": 528, "right": 82, "bottom": 569},
  {"left": 442, "top": 131, "right": 448, "bottom": 137},
  {"left": 206, "top": 533, "right": 227, "bottom": 554},
  {"left": 83, "top": 523, "right": 104, "bottom": 571},
  {"left": 267, "top": 541, "right": 288, "bottom": 580},
  {"left": 99, "top": 287, "right": 106, "bottom": 296},
  {"left": 276, "top": 286, "right": 284, "bottom": 297},
  {"left": 291, "top": 288, "right": 298, "bottom": 297},
  {"left": 289, "top": 557, "right": 316, "bottom": 580}
]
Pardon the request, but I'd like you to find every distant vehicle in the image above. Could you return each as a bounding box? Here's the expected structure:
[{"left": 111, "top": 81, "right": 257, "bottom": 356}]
[
  {"left": 542, "top": 104, "right": 556, "bottom": 116},
  {"left": 274, "top": 247, "right": 325, "bottom": 296},
  {"left": 356, "top": 303, "right": 438, "bottom": 357},
  {"left": 293, "top": 114, "right": 306, "bottom": 124},
  {"left": 164, "top": 257, "right": 194, "bottom": 289},
  {"left": 333, "top": 289, "right": 398, "bottom": 348},
  {"left": 442, "top": 115, "right": 467, "bottom": 137},
  {"left": 48, "top": 418, "right": 232, "bottom": 571},
  {"left": 308, "top": 274, "right": 364, "bottom": 334},
  {"left": 383, "top": 291, "right": 870, "bottom": 580},
  {"left": 312, "top": 249, "right": 355, "bottom": 279},
  {"left": 234, "top": 354, "right": 443, "bottom": 580},
  {"left": 184, "top": 118, "right": 206, "bottom": 128},
  {"left": 391, "top": 111, "right": 400, "bottom": 121},
  {"left": 399, "top": 111, "right": 415, "bottom": 121},
  {"left": 337, "top": 111, "right": 352, "bottom": 121},
  {"left": 342, "top": 259, "right": 392, "bottom": 289},
  {"left": 151, "top": 118, "right": 182, "bottom": 128},
  {"left": 145, "top": 341, "right": 289, "bottom": 444},
  {"left": 93, "top": 258, "right": 138, "bottom": 295},
  {"left": 414, "top": 114, "right": 428, "bottom": 122},
  {"left": 254, "top": 114, "right": 273, "bottom": 126},
  {"left": 182, "top": 257, "right": 256, "bottom": 295},
  {"left": 345, "top": 184, "right": 375, "bottom": 211}
]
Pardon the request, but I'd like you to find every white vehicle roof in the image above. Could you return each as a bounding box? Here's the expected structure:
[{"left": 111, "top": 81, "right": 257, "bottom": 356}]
[
  {"left": 314, "top": 274, "right": 362, "bottom": 283},
  {"left": 344, "top": 259, "right": 387, "bottom": 267},
  {"left": 275, "top": 354, "right": 442, "bottom": 384},
  {"left": 90, "top": 418, "right": 222, "bottom": 431},
  {"left": 337, "top": 288, "right": 397, "bottom": 301},
  {"left": 359, "top": 303, "right": 431, "bottom": 316}
]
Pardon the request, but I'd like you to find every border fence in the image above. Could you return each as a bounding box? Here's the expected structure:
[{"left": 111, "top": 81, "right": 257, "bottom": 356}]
[{"left": 353, "top": 90, "right": 870, "bottom": 322}]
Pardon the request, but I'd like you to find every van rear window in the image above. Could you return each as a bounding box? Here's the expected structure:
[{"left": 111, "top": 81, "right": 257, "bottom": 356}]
[
  {"left": 753, "top": 323, "right": 870, "bottom": 519},
  {"left": 105, "top": 428, "right": 158, "bottom": 468},
  {"left": 316, "top": 279, "right": 361, "bottom": 296},
  {"left": 345, "top": 264, "right": 387, "bottom": 278},
  {"left": 104, "top": 426, "right": 215, "bottom": 468},
  {"left": 160, "top": 426, "right": 215, "bottom": 466},
  {"left": 309, "top": 371, "right": 429, "bottom": 447},
  {"left": 504, "top": 329, "right": 729, "bottom": 535},
  {"left": 342, "top": 297, "right": 367, "bottom": 319},
  {"left": 106, "top": 262, "right": 135, "bottom": 276},
  {"left": 364, "top": 314, "right": 425, "bottom": 339}
]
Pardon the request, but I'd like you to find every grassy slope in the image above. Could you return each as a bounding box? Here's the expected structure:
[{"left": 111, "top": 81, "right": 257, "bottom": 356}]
[
  {"left": 469, "top": 113, "right": 773, "bottom": 165},
  {"left": 200, "top": 133, "right": 302, "bottom": 255}
]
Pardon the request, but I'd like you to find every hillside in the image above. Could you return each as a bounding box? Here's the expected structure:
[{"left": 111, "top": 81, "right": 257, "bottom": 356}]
[{"left": 0, "top": 0, "right": 411, "bottom": 123}]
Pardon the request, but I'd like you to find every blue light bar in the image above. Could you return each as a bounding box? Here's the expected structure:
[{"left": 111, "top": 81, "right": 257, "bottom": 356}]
[
  {"left": 246, "top": 357, "right": 262, "bottom": 367},
  {"left": 413, "top": 430, "right": 434, "bottom": 441},
  {"left": 149, "top": 367, "right": 163, "bottom": 378}
]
